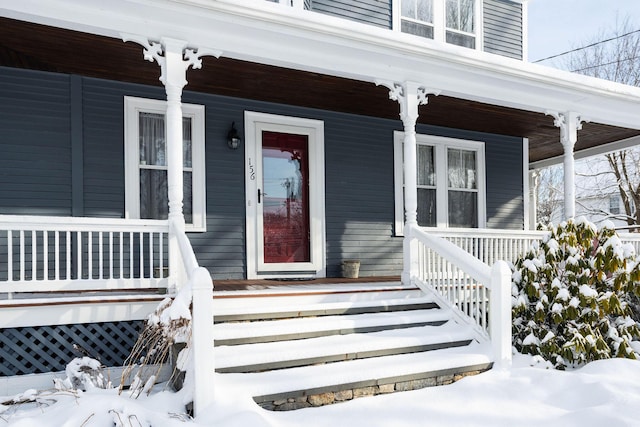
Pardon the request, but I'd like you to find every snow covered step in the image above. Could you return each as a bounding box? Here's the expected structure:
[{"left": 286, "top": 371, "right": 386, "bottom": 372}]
[
  {"left": 212, "top": 283, "right": 426, "bottom": 319},
  {"left": 214, "top": 308, "right": 450, "bottom": 346},
  {"left": 216, "top": 342, "right": 492, "bottom": 411},
  {"left": 215, "top": 320, "right": 475, "bottom": 373}
]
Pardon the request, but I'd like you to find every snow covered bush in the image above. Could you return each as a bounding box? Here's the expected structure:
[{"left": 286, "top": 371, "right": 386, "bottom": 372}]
[{"left": 512, "top": 218, "right": 640, "bottom": 369}]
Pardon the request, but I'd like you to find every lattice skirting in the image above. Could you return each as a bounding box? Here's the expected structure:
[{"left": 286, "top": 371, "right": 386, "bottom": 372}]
[{"left": 0, "top": 321, "right": 144, "bottom": 376}]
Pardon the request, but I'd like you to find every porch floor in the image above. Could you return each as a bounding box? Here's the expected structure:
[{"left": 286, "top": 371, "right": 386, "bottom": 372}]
[{"left": 213, "top": 276, "right": 402, "bottom": 292}]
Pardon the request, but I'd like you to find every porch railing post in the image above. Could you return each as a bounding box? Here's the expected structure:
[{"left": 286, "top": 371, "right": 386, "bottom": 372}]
[
  {"left": 489, "top": 260, "right": 512, "bottom": 370},
  {"left": 190, "top": 266, "right": 215, "bottom": 414}
]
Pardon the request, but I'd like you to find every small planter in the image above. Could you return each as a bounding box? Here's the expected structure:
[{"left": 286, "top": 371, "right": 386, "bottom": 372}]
[{"left": 341, "top": 260, "right": 360, "bottom": 279}]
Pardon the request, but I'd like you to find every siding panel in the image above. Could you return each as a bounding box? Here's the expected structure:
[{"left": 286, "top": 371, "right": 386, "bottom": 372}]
[
  {"left": 0, "top": 67, "right": 72, "bottom": 216},
  {"left": 310, "top": 0, "right": 392, "bottom": 29},
  {"left": 483, "top": 0, "right": 523, "bottom": 60}
]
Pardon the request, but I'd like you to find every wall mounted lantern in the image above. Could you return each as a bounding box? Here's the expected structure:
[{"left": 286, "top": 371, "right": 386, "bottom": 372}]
[{"left": 227, "top": 122, "right": 241, "bottom": 149}]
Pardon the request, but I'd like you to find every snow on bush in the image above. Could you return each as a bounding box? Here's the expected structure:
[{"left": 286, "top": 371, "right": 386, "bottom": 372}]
[{"left": 512, "top": 218, "right": 640, "bottom": 369}]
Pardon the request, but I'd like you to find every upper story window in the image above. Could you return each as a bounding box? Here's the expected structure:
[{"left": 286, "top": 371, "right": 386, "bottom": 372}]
[
  {"left": 400, "top": 0, "right": 478, "bottom": 49},
  {"left": 445, "top": 0, "right": 475, "bottom": 48},
  {"left": 124, "top": 97, "right": 207, "bottom": 231}
]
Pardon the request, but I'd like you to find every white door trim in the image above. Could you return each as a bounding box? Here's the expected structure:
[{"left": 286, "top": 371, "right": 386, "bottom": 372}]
[{"left": 244, "top": 111, "right": 326, "bottom": 279}]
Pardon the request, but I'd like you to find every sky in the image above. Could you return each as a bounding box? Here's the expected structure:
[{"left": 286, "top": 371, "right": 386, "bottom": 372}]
[{"left": 527, "top": 0, "right": 640, "bottom": 64}]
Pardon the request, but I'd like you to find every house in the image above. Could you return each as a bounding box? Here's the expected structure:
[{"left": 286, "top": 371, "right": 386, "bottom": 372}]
[{"left": 3, "top": 0, "right": 640, "bottom": 413}]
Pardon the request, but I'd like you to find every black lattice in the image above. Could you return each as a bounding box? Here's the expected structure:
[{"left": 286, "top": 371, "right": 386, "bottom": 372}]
[{"left": 0, "top": 321, "right": 143, "bottom": 376}]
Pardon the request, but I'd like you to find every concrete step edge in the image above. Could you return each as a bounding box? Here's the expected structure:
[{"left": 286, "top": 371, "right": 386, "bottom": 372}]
[
  {"left": 215, "top": 320, "right": 448, "bottom": 346},
  {"left": 216, "top": 339, "right": 472, "bottom": 373}
]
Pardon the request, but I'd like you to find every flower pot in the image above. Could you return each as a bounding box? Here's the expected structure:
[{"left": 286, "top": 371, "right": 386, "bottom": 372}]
[{"left": 341, "top": 260, "right": 360, "bottom": 279}]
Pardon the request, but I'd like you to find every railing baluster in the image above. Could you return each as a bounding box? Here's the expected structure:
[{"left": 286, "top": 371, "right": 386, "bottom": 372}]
[
  {"left": 99, "top": 232, "right": 104, "bottom": 280},
  {"left": 55, "top": 231, "right": 60, "bottom": 281},
  {"left": 66, "top": 231, "right": 71, "bottom": 280},
  {"left": 32, "top": 230, "right": 37, "bottom": 281},
  {"left": 77, "top": 231, "right": 82, "bottom": 280},
  {"left": 7, "top": 230, "right": 13, "bottom": 282},
  {"left": 43, "top": 230, "right": 48, "bottom": 281},
  {"left": 129, "top": 231, "right": 133, "bottom": 279},
  {"left": 19, "top": 230, "right": 25, "bottom": 281},
  {"left": 139, "top": 232, "right": 144, "bottom": 279},
  {"left": 159, "top": 232, "right": 164, "bottom": 278},
  {"left": 120, "top": 231, "right": 124, "bottom": 279},
  {"left": 88, "top": 231, "right": 93, "bottom": 280},
  {"left": 149, "top": 232, "right": 154, "bottom": 279},
  {"left": 109, "top": 232, "right": 114, "bottom": 280}
]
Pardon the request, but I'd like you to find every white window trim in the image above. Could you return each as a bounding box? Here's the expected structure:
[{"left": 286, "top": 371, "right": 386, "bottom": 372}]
[
  {"left": 394, "top": 131, "right": 486, "bottom": 236},
  {"left": 395, "top": 0, "right": 483, "bottom": 51},
  {"left": 124, "top": 96, "right": 206, "bottom": 232}
]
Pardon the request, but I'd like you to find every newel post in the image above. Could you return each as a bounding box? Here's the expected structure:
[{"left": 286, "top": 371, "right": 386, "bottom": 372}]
[
  {"left": 376, "top": 80, "right": 440, "bottom": 285},
  {"left": 489, "top": 260, "right": 512, "bottom": 370}
]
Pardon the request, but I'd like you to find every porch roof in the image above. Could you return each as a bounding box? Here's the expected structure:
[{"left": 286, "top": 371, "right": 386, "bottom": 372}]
[{"left": 2, "top": 1, "right": 640, "bottom": 163}]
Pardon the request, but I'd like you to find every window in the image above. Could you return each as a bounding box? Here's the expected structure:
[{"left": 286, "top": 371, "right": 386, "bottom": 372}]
[
  {"left": 401, "top": 0, "right": 434, "bottom": 39},
  {"left": 124, "top": 97, "right": 206, "bottom": 231},
  {"left": 400, "top": 0, "right": 478, "bottom": 49},
  {"left": 445, "top": 0, "right": 475, "bottom": 48},
  {"left": 609, "top": 195, "right": 621, "bottom": 215},
  {"left": 394, "top": 132, "right": 485, "bottom": 234}
]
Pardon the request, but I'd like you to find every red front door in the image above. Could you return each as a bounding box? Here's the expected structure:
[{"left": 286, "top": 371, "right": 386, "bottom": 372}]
[{"left": 261, "top": 131, "right": 310, "bottom": 264}]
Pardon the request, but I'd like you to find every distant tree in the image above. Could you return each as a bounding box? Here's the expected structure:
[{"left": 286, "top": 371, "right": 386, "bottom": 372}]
[
  {"left": 534, "top": 165, "right": 563, "bottom": 227},
  {"left": 561, "top": 17, "right": 640, "bottom": 231}
]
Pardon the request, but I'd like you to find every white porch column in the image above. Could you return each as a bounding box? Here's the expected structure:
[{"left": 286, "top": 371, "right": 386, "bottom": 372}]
[
  {"left": 122, "top": 34, "right": 220, "bottom": 287},
  {"left": 529, "top": 169, "right": 539, "bottom": 229},
  {"left": 377, "top": 80, "right": 440, "bottom": 285},
  {"left": 546, "top": 111, "right": 585, "bottom": 220},
  {"left": 122, "top": 35, "right": 220, "bottom": 417}
]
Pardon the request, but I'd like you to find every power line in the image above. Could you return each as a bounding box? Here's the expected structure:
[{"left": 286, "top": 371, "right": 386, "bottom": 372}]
[
  {"left": 532, "top": 28, "right": 640, "bottom": 63},
  {"left": 571, "top": 55, "right": 640, "bottom": 73}
]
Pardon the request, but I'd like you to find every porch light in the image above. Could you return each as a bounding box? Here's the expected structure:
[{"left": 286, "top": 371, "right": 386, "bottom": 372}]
[{"left": 227, "top": 121, "right": 241, "bottom": 149}]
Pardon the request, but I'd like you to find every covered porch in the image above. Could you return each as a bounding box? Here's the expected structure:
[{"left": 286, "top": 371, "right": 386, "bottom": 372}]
[{"left": 4, "top": 0, "right": 640, "bottom": 415}]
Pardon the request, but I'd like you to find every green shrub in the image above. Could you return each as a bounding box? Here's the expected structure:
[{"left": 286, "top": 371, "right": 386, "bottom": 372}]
[{"left": 512, "top": 218, "right": 640, "bottom": 369}]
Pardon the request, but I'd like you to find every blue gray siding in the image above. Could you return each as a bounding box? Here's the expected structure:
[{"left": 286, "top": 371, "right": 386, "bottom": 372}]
[
  {"left": 309, "top": 0, "right": 392, "bottom": 29},
  {"left": 483, "top": 0, "right": 523, "bottom": 60},
  {"left": 0, "top": 68, "right": 72, "bottom": 215},
  {"left": 0, "top": 66, "right": 524, "bottom": 280}
]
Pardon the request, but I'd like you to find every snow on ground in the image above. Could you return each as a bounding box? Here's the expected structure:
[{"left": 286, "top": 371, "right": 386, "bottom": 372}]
[{"left": 2, "top": 354, "right": 640, "bottom": 426}]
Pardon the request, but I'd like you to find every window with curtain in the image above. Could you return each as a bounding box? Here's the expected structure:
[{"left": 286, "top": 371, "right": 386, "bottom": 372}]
[
  {"left": 394, "top": 132, "right": 485, "bottom": 234},
  {"left": 138, "top": 114, "right": 193, "bottom": 223},
  {"left": 125, "top": 97, "right": 206, "bottom": 231}
]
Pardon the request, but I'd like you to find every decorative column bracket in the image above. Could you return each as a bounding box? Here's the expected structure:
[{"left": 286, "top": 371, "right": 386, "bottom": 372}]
[
  {"left": 121, "top": 34, "right": 222, "bottom": 87},
  {"left": 377, "top": 80, "right": 440, "bottom": 285},
  {"left": 545, "top": 110, "right": 588, "bottom": 220},
  {"left": 376, "top": 80, "right": 440, "bottom": 126}
]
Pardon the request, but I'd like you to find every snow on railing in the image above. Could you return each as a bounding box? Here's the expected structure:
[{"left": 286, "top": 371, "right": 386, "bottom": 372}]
[
  {"left": 410, "top": 226, "right": 512, "bottom": 369},
  {"left": 0, "top": 215, "right": 170, "bottom": 297},
  {"left": 169, "top": 219, "right": 214, "bottom": 416}
]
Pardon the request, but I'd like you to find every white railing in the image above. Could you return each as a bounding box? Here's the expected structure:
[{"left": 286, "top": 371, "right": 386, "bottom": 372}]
[
  {"left": 169, "top": 219, "right": 214, "bottom": 416},
  {"left": 0, "top": 215, "right": 170, "bottom": 297},
  {"left": 410, "top": 226, "right": 513, "bottom": 369}
]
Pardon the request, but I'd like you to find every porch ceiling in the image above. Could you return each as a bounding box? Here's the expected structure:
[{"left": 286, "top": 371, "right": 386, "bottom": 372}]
[{"left": 1, "top": 17, "right": 639, "bottom": 164}]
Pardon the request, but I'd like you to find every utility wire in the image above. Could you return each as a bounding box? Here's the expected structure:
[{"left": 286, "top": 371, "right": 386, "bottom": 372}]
[
  {"left": 533, "top": 28, "right": 640, "bottom": 63},
  {"left": 571, "top": 55, "right": 640, "bottom": 73}
]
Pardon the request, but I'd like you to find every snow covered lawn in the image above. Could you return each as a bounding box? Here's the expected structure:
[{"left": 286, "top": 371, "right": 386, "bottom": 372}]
[{"left": 3, "top": 354, "right": 640, "bottom": 426}]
